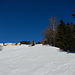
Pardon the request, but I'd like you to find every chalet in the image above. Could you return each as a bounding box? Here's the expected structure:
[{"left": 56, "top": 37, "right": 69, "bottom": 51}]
[
  {"left": 11, "top": 43, "right": 15, "bottom": 45},
  {"left": 15, "top": 43, "right": 21, "bottom": 45},
  {"left": 42, "top": 38, "right": 48, "bottom": 45}
]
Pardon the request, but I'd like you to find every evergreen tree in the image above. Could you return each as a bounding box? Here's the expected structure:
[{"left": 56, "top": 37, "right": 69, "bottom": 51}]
[
  {"left": 56, "top": 21, "right": 75, "bottom": 52},
  {"left": 32, "top": 40, "right": 35, "bottom": 46},
  {"left": 65, "top": 23, "right": 72, "bottom": 51},
  {"left": 56, "top": 19, "right": 66, "bottom": 49},
  {"left": 72, "top": 25, "right": 75, "bottom": 38},
  {"left": 65, "top": 23, "right": 75, "bottom": 52},
  {"left": 72, "top": 10, "right": 75, "bottom": 18},
  {"left": 71, "top": 25, "right": 75, "bottom": 51}
]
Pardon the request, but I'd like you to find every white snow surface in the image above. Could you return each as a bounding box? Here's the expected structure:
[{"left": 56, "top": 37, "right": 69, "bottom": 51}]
[{"left": 0, "top": 44, "right": 75, "bottom": 75}]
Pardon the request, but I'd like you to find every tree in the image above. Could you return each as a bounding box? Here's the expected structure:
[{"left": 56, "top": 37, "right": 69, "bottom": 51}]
[
  {"left": 70, "top": 24, "right": 75, "bottom": 51},
  {"left": 31, "top": 40, "right": 35, "bottom": 46},
  {"left": 56, "top": 19, "right": 66, "bottom": 49},
  {"left": 56, "top": 20, "right": 75, "bottom": 52},
  {"left": 20, "top": 41, "right": 30, "bottom": 44},
  {"left": 42, "top": 16, "right": 58, "bottom": 46},
  {"left": 72, "top": 10, "right": 75, "bottom": 18},
  {"left": 65, "top": 23, "right": 73, "bottom": 51}
]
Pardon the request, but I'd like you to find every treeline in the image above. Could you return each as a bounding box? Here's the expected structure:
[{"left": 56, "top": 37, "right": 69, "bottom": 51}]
[
  {"left": 20, "top": 41, "right": 30, "bottom": 44},
  {"left": 56, "top": 20, "right": 75, "bottom": 52},
  {"left": 20, "top": 41, "right": 41, "bottom": 44},
  {"left": 42, "top": 17, "right": 75, "bottom": 52}
]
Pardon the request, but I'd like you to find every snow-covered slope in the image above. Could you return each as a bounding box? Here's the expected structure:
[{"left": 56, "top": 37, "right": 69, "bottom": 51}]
[{"left": 0, "top": 44, "right": 75, "bottom": 75}]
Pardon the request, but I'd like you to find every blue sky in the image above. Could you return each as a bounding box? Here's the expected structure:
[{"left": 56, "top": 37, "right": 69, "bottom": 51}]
[{"left": 0, "top": 0, "right": 75, "bottom": 43}]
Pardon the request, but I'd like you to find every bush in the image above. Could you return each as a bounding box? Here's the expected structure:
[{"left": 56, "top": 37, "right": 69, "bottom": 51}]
[
  {"left": 20, "top": 41, "right": 30, "bottom": 44},
  {"left": 31, "top": 40, "right": 35, "bottom": 46}
]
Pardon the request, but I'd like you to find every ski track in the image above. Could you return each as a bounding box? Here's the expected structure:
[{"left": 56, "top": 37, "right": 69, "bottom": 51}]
[{"left": 0, "top": 44, "right": 75, "bottom": 75}]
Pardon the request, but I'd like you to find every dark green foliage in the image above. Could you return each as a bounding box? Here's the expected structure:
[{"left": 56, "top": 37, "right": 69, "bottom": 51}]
[
  {"left": 20, "top": 41, "right": 30, "bottom": 44},
  {"left": 56, "top": 19, "right": 75, "bottom": 52},
  {"left": 42, "top": 18, "right": 75, "bottom": 52},
  {"left": 73, "top": 25, "right": 75, "bottom": 38},
  {"left": 32, "top": 40, "right": 35, "bottom": 46},
  {"left": 37, "top": 42, "right": 41, "bottom": 44},
  {"left": 56, "top": 19, "right": 66, "bottom": 49}
]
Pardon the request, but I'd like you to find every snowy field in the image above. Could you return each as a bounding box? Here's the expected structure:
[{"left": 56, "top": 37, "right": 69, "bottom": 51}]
[{"left": 0, "top": 44, "right": 75, "bottom": 75}]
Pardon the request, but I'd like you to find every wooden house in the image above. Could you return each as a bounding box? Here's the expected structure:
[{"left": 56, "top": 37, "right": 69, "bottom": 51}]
[
  {"left": 42, "top": 38, "right": 48, "bottom": 45},
  {"left": 11, "top": 43, "right": 15, "bottom": 45},
  {"left": 15, "top": 43, "right": 21, "bottom": 45}
]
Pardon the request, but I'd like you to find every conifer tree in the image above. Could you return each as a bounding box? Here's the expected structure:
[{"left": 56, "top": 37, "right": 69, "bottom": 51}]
[
  {"left": 72, "top": 10, "right": 75, "bottom": 18},
  {"left": 65, "top": 23, "right": 72, "bottom": 51},
  {"left": 56, "top": 19, "right": 66, "bottom": 49},
  {"left": 71, "top": 25, "right": 75, "bottom": 51},
  {"left": 32, "top": 40, "right": 35, "bottom": 46},
  {"left": 56, "top": 21, "right": 75, "bottom": 52},
  {"left": 65, "top": 23, "right": 75, "bottom": 52}
]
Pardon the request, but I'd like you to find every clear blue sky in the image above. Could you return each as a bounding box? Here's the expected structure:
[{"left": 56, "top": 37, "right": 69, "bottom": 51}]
[{"left": 0, "top": 0, "right": 75, "bottom": 43}]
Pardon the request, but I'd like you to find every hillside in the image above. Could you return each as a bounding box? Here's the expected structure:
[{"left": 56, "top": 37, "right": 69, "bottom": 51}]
[{"left": 0, "top": 44, "right": 75, "bottom": 75}]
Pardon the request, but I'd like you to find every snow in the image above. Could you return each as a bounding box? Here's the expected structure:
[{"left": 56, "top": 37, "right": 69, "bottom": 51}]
[{"left": 0, "top": 44, "right": 75, "bottom": 75}]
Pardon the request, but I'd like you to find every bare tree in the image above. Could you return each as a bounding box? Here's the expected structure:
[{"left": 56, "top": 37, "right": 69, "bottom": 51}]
[{"left": 42, "top": 16, "right": 58, "bottom": 46}]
